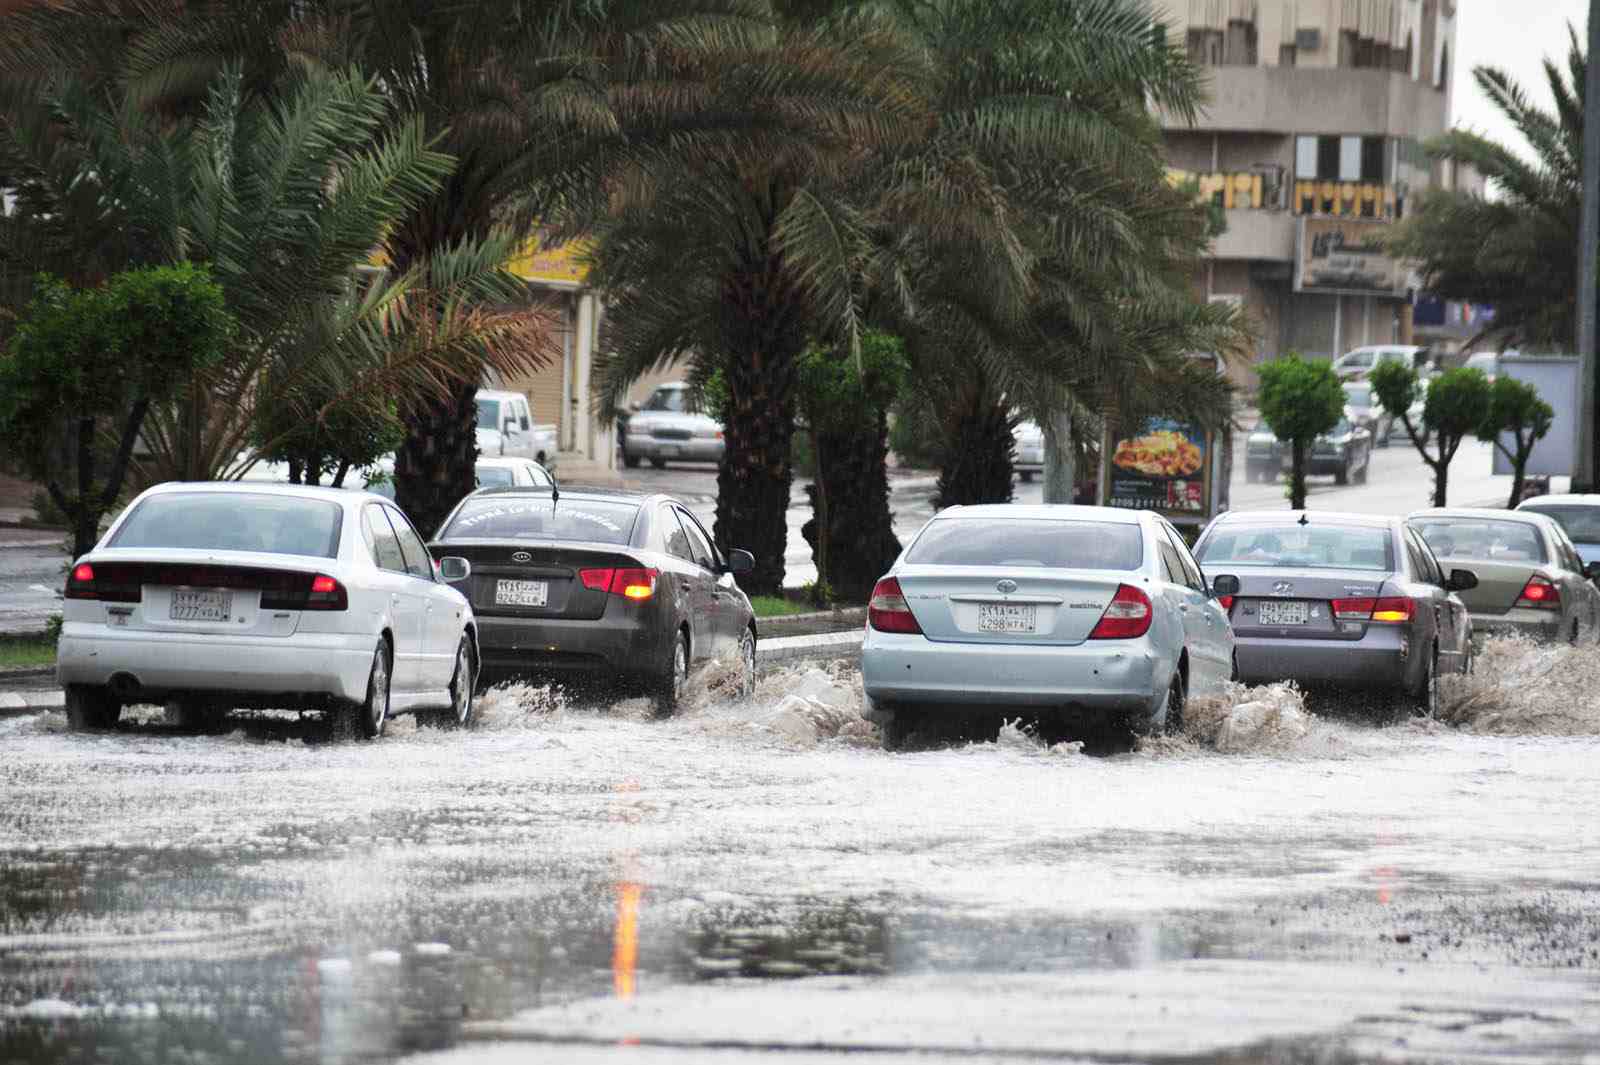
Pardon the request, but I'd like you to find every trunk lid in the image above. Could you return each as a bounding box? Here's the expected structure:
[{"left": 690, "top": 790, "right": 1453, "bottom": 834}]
[
  {"left": 1438, "top": 559, "right": 1547, "bottom": 614},
  {"left": 80, "top": 551, "right": 331, "bottom": 637},
  {"left": 893, "top": 566, "right": 1136, "bottom": 646},
  {"left": 1218, "top": 567, "right": 1392, "bottom": 641},
  {"left": 430, "top": 541, "right": 644, "bottom": 621}
]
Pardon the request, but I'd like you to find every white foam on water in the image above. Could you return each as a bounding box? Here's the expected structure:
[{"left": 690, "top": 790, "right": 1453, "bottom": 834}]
[{"left": 1437, "top": 635, "right": 1600, "bottom": 736}]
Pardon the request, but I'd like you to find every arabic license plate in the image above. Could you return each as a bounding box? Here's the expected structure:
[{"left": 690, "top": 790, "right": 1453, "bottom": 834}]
[
  {"left": 657, "top": 444, "right": 680, "bottom": 457},
  {"left": 170, "top": 589, "right": 231, "bottom": 622},
  {"left": 496, "top": 579, "right": 548, "bottom": 607},
  {"left": 1258, "top": 600, "right": 1309, "bottom": 626},
  {"left": 978, "top": 602, "right": 1037, "bottom": 634}
]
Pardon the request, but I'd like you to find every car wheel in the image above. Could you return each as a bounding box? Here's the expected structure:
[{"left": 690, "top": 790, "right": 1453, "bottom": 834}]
[
  {"left": 347, "top": 641, "right": 391, "bottom": 740},
  {"left": 1162, "top": 669, "right": 1186, "bottom": 735},
  {"left": 1230, "top": 650, "right": 1240, "bottom": 682},
  {"left": 649, "top": 457, "right": 668, "bottom": 470},
  {"left": 1334, "top": 462, "right": 1349, "bottom": 486},
  {"left": 428, "top": 637, "right": 476, "bottom": 729},
  {"left": 1019, "top": 470, "right": 1034, "bottom": 483},
  {"left": 881, "top": 707, "right": 921, "bottom": 751},
  {"left": 736, "top": 627, "right": 757, "bottom": 700},
  {"left": 653, "top": 629, "right": 689, "bottom": 717},
  {"left": 622, "top": 451, "right": 642, "bottom": 469},
  {"left": 172, "top": 698, "right": 227, "bottom": 734},
  {"left": 1407, "top": 648, "right": 1439, "bottom": 718},
  {"left": 65, "top": 685, "right": 120, "bottom": 732}
]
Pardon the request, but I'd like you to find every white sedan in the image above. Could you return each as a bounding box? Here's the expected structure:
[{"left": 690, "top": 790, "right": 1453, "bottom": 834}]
[
  {"left": 56, "top": 483, "right": 479, "bottom": 738},
  {"left": 861, "top": 505, "right": 1236, "bottom": 748}
]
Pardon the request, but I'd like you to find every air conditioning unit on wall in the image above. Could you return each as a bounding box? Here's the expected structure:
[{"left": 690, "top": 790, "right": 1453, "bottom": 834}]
[{"left": 1295, "top": 28, "right": 1321, "bottom": 51}]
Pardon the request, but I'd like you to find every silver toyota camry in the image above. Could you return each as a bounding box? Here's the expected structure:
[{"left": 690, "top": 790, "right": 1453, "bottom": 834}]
[
  {"left": 860, "top": 505, "right": 1236, "bottom": 749},
  {"left": 1194, "top": 510, "right": 1477, "bottom": 714}
]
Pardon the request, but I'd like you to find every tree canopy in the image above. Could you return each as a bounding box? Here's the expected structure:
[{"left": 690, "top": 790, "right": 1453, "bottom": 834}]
[{"left": 1256, "top": 354, "right": 1343, "bottom": 509}]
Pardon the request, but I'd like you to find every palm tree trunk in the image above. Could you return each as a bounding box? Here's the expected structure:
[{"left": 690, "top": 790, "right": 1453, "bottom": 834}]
[
  {"left": 395, "top": 379, "right": 480, "bottom": 537},
  {"left": 936, "top": 392, "right": 1014, "bottom": 509},
  {"left": 715, "top": 353, "right": 796, "bottom": 597},
  {"left": 802, "top": 407, "right": 901, "bottom": 603}
]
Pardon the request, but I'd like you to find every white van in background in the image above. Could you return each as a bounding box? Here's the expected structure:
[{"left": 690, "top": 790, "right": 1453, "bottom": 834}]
[{"left": 475, "top": 389, "right": 558, "bottom": 470}]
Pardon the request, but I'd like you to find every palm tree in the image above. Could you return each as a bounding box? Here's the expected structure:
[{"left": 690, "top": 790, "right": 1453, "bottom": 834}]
[
  {"left": 1387, "top": 27, "right": 1588, "bottom": 349},
  {"left": 0, "top": 61, "right": 554, "bottom": 487}
]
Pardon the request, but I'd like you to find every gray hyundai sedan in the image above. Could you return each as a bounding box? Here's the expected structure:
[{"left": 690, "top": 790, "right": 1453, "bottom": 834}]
[{"left": 1194, "top": 511, "right": 1478, "bottom": 714}]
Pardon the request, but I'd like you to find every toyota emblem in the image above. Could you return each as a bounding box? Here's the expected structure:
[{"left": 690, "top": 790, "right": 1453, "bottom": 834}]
[
  {"left": 1271, "top": 580, "right": 1294, "bottom": 595},
  {"left": 512, "top": 551, "right": 532, "bottom": 563},
  {"left": 996, "top": 579, "right": 1018, "bottom": 594}
]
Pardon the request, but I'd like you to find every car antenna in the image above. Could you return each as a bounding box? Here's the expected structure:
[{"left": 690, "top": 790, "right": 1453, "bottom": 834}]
[{"left": 1297, "top": 512, "right": 1309, "bottom": 526}]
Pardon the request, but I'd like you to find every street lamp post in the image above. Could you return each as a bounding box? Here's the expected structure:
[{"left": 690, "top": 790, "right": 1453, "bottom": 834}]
[{"left": 1577, "top": 0, "right": 1600, "bottom": 490}]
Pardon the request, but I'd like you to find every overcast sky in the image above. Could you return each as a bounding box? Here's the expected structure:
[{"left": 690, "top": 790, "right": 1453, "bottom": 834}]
[{"left": 1453, "top": 0, "right": 1588, "bottom": 157}]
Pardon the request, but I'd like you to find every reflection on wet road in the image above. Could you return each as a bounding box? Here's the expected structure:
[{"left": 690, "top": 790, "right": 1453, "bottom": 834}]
[{"left": 2, "top": 650, "right": 1599, "bottom": 1063}]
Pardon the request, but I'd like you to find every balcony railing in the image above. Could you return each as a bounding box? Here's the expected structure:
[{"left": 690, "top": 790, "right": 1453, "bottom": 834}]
[{"left": 1292, "top": 179, "right": 1397, "bottom": 219}]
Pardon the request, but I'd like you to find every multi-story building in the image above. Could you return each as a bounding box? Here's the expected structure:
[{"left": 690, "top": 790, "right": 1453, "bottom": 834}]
[{"left": 1160, "top": 1, "right": 1478, "bottom": 384}]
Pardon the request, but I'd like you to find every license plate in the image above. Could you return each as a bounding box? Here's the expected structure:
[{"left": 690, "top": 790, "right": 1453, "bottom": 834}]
[
  {"left": 978, "top": 602, "right": 1037, "bottom": 633},
  {"left": 658, "top": 445, "right": 680, "bottom": 457},
  {"left": 170, "top": 589, "right": 231, "bottom": 621},
  {"left": 1258, "top": 600, "right": 1309, "bottom": 626},
  {"left": 496, "top": 579, "right": 548, "bottom": 607}
]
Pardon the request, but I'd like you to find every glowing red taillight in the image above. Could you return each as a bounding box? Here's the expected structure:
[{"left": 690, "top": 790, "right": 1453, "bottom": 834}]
[
  {"left": 579, "top": 567, "right": 613, "bottom": 592},
  {"left": 1218, "top": 595, "right": 1234, "bottom": 612},
  {"left": 579, "top": 567, "right": 657, "bottom": 600},
  {"left": 1516, "top": 576, "right": 1560, "bottom": 610},
  {"left": 1088, "top": 584, "right": 1152, "bottom": 639},
  {"left": 867, "top": 577, "right": 922, "bottom": 634},
  {"left": 65, "top": 562, "right": 96, "bottom": 600},
  {"left": 305, "top": 573, "right": 348, "bottom": 611}
]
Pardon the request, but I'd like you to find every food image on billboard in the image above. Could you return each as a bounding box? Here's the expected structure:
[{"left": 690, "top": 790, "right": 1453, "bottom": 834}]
[{"left": 1105, "top": 419, "right": 1210, "bottom": 516}]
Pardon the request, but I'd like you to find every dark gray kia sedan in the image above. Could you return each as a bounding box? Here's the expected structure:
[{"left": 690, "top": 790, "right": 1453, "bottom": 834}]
[
  {"left": 429, "top": 487, "right": 756, "bottom": 714},
  {"left": 1194, "top": 511, "right": 1478, "bottom": 714}
]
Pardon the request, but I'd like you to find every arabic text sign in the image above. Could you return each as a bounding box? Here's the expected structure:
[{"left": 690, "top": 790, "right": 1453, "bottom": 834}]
[{"left": 1295, "top": 217, "right": 1403, "bottom": 297}]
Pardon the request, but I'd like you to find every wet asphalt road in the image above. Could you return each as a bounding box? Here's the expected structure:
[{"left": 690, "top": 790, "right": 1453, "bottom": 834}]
[{"left": 3, "top": 646, "right": 1599, "bottom": 1065}]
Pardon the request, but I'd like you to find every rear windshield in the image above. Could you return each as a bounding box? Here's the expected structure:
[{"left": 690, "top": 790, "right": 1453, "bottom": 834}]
[
  {"left": 1519, "top": 504, "right": 1600, "bottom": 544},
  {"left": 643, "top": 388, "right": 695, "bottom": 413},
  {"left": 475, "top": 466, "right": 515, "bottom": 487},
  {"left": 905, "top": 519, "right": 1143, "bottom": 570},
  {"left": 441, "top": 497, "right": 638, "bottom": 544},
  {"left": 1198, "top": 524, "right": 1392, "bottom": 571},
  {"left": 1412, "top": 518, "right": 1547, "bottom": 563},
  {"left": 1343, "top": 384, "right": 1371, "bottom": 405},
  {"left": 111, "top": 493, "right": 343, "bottom": 558}
]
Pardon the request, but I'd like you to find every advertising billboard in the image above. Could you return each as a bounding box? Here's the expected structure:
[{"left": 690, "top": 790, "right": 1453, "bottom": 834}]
[
  {"left": 1099, "top": 418, "right": 1214, "bottom": 524},
  {"left": 1491, "top": 356, "right": 1579, "bottom": 478},
  {"left": 1295, "top": 217, "right": 1403, "bottom": 297}
]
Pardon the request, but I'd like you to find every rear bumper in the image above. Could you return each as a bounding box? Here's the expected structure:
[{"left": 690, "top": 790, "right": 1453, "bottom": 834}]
[
  {"left": 56, "top": 627, "right": 375, "bottom": 703},
  {"left": 1234, "top": 627, "right": 1412, "bottom": 689},
  {"left": 1469, "top": 610, "right": 1564, "bottom": 641},
  {"left": 860, "top": 629, "right": 1169, "bottom": 718},
  {"left": 475, "top": 609, "right": 671, "bottom": 676}
]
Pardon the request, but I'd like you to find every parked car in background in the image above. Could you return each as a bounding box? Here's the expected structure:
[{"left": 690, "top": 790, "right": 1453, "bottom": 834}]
[
  {"left": 621, "top": 382, "right": 725, "bottom": 469},
  {"left": 1462, "top": 351, "right": 1499, "bottom": 382},
  {"left": 1330, "top": 344, "right": 1431, "bottom": 382},
  {"left": 428, "top": 486, "right": 756, "bottom": 714},
  {"left": 1195, "top": 511, "right": 1477, "bottom": 714},
  {"left": 1013, "top": 420, "right": 1044, "bottom": 482},
  {"left": 1515, "top": 495, "right": 1600, "bottom": 571},
  {"left": 358, "top": 456, "right": 553, "bottom": 504},
  {"left": 56, "top": 483, "right": 479, "bottom": 737},
  {"left": 1243, "top": 418, "right": 1372, "bottom": 485},
  {"left": 476, "top": 389, "right": 558, "bottom": 470},
  {"left": 1409, "top": 509, "right": 1600, "bottom": 644},
  {"left": 860, "top": 505, "right": 1236, "bottom": 749},
  {"left": 1342, "top": 380, "right": 1393, "bottom": 445}
]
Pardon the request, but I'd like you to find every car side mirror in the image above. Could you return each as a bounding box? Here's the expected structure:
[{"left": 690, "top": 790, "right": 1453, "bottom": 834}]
[
  {"left": 438, "top": 556, "right": 471, "bottom": 582},
  {"left": 1211, "top": 574, "right": 1240, "bottom": 598},
  {"left": 503, "top": 417, "right": 519, "bottom": 434},
  {"left": 725, "top": 549, "right": 754, "bottom": 576},
  {"left": 1446, "top": 568, "right": 1478, "bottom": 592}
]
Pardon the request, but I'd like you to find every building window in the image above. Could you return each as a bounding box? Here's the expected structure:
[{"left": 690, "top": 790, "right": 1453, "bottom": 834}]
[
  {"left": 1296, "top": 136, "right": 1386, "bottom": 183},
  {"left": 1279, "top": 44, "right": 1297, "bottom": 67},
  {"left": 1223, "top": 19, "right": 1257, "bottom": 65},
  {"left": 1187, "top": 28, "right": 1223, "bottom": 65}
]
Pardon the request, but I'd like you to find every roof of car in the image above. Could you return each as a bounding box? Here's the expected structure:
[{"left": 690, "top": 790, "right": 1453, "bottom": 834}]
[
  {"left": 475, "top": 389, "right": 525, "bottom": 401},
  {"left": 1212, "top": 509, "right": 1393, "bottom": 529},
  {"left": 932, "top": 504, "right": 1142, "bottom": 524},
  {"left": 1519, "top": 494, "right": 1600, "bottom": 506},
  {"left": 465, "top": 484, "right": 661, "bottom": 502},
  {"left": 144, "top": 481, "right": 387, "bottom": 504},
  {"left": 1408, "top": 507, "right": 1550, "bottom": 525},
  {"left": 474, "top": 456, "right": 539, "bottom": 469}
]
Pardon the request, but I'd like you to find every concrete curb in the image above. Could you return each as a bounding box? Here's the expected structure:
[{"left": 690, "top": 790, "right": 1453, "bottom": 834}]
[
  {"left": 755, "top": 630, "right": 862, "bottom": 668},
  {"left": 759, "top": 606, "right": 867, "bottom": 628}
]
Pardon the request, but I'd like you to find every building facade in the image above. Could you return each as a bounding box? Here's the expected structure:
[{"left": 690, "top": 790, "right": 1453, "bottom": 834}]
[{"left": 1161, "top": 0, "right": 1475, "bottom": 383}]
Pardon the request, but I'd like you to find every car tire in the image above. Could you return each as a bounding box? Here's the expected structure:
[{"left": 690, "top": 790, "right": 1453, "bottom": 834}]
[
  {"left": 1407, "top": 648, "right": 1439, "bottom": 718},
  {"left": 1019, "top": 470, "right": 1034, "bottom": 483},
  {"left": 653, "top": 629, "right": 689, "bottom": 718},
  {"left": 172, "top": 698, "right": 227, "bottom": 734},
  {"left": 65, "top": 685, "right": 120, "bottom": 732},
  {"left": 345, "top": 641, "right": 391, "bottom": 740},
  {"left": 881, "top": 707, "right": 920, "bottom": 751},
  {"left": 427, "top": 636, "right": 476, "bottom": 730},
  {"left": 1161, "top": 669, "right": 1186, "bottom": 735},
  {"left": 650, "top": 457, "right": 668, "bottom": 470},
  {"left": 736, "top": 627, "right": 757, "bottom": 700},
  {"left": 622, "top": 452, "right": 642, "bottom": 469},
  {"left": 1334, "top": 463, "right": 1349, "bottom": 486}
]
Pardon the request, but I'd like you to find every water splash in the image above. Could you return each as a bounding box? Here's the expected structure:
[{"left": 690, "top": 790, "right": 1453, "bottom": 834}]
[{"left": 1437, "top": 635, "right": 1600, "bottom": 736}]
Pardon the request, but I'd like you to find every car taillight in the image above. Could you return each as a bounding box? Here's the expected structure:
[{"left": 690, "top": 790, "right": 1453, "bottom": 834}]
[
  {"left": 1516, "top": 576, "right": 1560, "bottom": 610},
  {"left": 1370, "top": 597, "right": 1413, "bottom": 623},
  {"left": 868, "top": 577, "right": 922, "bottom": 634},
  {"left": 1089, "top": 584, "right": 1153, "bottom": 639},
  {"left": 580, "top": 567, "right": 657, "bottom": 600},
  {"left": 1218, "top": 595, "right": 1234, "bottom": 612},
  {"left": 305, "top": 574, "right": 348, "bottom": 611},
  {"left": 65, "top": 562, "right": 96, "bottom": 600},
  {"left": 1331, "top": 597, "right": 1376, "bottom": 620}
]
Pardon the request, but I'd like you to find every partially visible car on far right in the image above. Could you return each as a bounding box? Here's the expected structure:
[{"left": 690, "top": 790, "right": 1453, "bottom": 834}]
[
  {"left": 1409, "top": 508, "right": 1600, "bottom": 644},
  {"left": 1516, "top": 494, "right": 1600, "bottom": 573}
]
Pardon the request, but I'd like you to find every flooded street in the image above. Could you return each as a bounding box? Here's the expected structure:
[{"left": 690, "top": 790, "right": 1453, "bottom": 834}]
[{"left": 3, "top": 642, "right": 1599, "bottom": 1064}]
